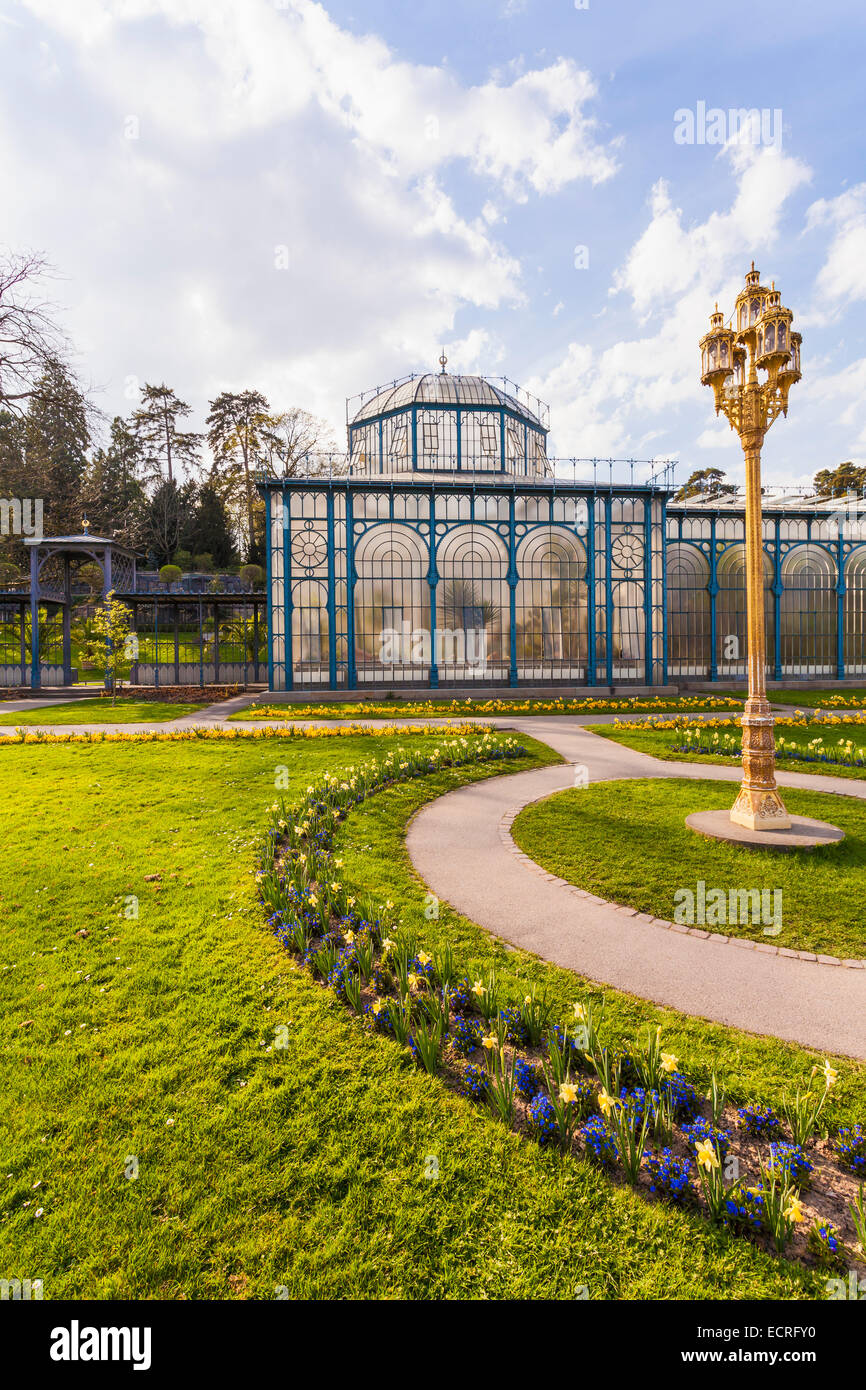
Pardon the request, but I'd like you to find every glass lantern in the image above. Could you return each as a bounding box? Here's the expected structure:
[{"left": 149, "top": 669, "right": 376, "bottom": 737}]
[
  {"left": 700, "top": 307, "right": 735, "bottom": 387},
  {"left": 734, "top": 263, "right": 768, "bottom": 342},
  {"left": 756, "top": 287, "right": 794, "bottom": 376}
]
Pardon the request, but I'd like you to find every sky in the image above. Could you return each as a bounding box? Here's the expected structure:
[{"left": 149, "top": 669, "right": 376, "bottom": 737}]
[{"left": 2, "top": 0, "right": 866, "bottom": 489}]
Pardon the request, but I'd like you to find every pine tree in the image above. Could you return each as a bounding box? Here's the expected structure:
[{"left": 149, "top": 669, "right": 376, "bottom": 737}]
[
  {"left": 131, "top": 383, "right": 201, "bottom": 485},
  {"left": 813, "top": 462, "right": 866, "bottom": 499},
  {"left": 192, "top": 483, "right": 237, "bottom": 568},
  {"left": 205, "top": 389, "right": 270, "bottom": 564},
  {"left": 23, "top": 362, "right": 89, "bottom": 534},
  {"left": 82, "top": 416, "right": 147, "bottom": 546}
]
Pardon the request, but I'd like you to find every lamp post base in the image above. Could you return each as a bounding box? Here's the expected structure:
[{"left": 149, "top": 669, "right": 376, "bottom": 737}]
[
  {"left": 729, "top": 704, "right": 791, "bottom": 831},
  {"left": 730, "top": 785, "right": 791, "bottom": 831}
]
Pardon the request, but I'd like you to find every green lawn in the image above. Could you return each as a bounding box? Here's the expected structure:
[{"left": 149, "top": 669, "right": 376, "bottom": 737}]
[
  {"left": 511, "top": 777, "right": 866, "bottom": 957},
  {"left": 0, "top": 698, "right": 208, "bottom": 725},
  {"left": 1, "top": 733, "right": 860, "bottom": 1300}
]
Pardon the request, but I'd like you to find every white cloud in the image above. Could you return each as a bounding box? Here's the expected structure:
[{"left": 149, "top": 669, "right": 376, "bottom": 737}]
[
  {"left": 4, "top": 0, "right": 618, "bottom": 443},
  {"left": 534, "top": 144, "right": 812, "bottom": 458},
  {"left": 806, "top": 183, "right": 866, "bottom": 312}
]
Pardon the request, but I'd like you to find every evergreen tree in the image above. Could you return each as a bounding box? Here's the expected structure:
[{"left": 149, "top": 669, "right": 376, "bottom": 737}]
[
  {"left": 131, "top": 383, "right": 201, "bottom": 484},
  {"left": 192, "top": 483, "right": 237, "bottom": 568},
  {"left": 673, "top": 467, "right": 737, "bottom": 502},
  {"left": 143, "top": 478, "right": 197, "bottom": 567},
  {"left": 205, "top": 389, "right": 270, "bottom": 564},
  {"left": 813, "top": 462, "right": 866, "bottom": 499},
  {"left": 82, "top": 416, "right": 147, "bottom": 546},
  {"left": 23, "top": 362, "right": 89, "bottom": 534}
]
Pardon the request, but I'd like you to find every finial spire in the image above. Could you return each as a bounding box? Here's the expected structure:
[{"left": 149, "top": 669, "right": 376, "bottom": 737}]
[
  {"left": 82, "top": 515, "right": 91, "bottom": 536},
  {"left": 439, "top": 349, "right": 447, "bottom": 373}
]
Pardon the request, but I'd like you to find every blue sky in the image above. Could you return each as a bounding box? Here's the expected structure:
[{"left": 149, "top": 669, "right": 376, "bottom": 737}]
[{"left": 2, "top": 0, "right": 865, "bottom": 488}]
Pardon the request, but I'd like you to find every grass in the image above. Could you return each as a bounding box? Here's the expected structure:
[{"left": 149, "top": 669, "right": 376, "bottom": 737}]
[
  {"left": 1, "top": 732, "right": 861, "bottom": 1300},
  {"left": 0, "top": 698, "right": 208, "bottom": 725},
  {"left": 590, "top": 720, "right": 866, "bottom": 782},
  {"left": 231, "top": 693, "right": 744, "bottom": 721},
  {"left": 510, "top": 777, "right": 866, "bottom": 957}
]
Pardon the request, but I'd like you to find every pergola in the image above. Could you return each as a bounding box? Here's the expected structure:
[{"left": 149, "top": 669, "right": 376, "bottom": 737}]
[{"left": 23, "top": 526, "right": 136, "bottom": 688}]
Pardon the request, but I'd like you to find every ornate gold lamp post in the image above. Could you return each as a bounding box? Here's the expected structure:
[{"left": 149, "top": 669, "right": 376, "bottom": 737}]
[{"left": 699, "top": 264, "right": 802, "bottom": 830}]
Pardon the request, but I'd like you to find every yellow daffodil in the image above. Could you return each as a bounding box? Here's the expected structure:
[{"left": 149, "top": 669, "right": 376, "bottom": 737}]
[
  {"left": 784, "top": 1196, "right": 805, "bottom": 1224},
  {"left": 417, "top": 951, "right": 431, "bottom": 967},
  {"left": 660, "top": 1052, "right": 678, "bottom": 1073},
  {"left": 559, "top": 1082, "right": 580, "bottom": 1104},
  {"left": 372, "top": 998, "right": 384, "bottom": 1015},
  {"left": 573, "top": 1003, "right": 585, "bottom": 1021},
  {"left": 481, "top": 1034, "right": 498, "bottom": 1051},
  {"left": 822, "top": 1059, "right": 838, "bottom": 1088},
  {"left": 695, "top": 1139, "right": 720, "bottom": 1171},
  {"left": 598, "top": 1088, "right": 619, "bottom": 1118},
  {"left": 471, "top": 980, "right": 485, "bottom": 997}
]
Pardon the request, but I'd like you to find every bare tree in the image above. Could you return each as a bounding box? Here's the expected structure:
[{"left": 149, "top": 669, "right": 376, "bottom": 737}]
[
  {"left": 260, "top": 407, "right": 343, "bottom": 477},
  {"left": 0, "top": 251, "right": 72, "bottom": 413}
]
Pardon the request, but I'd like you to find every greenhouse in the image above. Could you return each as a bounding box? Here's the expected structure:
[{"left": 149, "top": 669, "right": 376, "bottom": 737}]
[{"left": 259, "top": 362, "right": 866, "bottom": 692}]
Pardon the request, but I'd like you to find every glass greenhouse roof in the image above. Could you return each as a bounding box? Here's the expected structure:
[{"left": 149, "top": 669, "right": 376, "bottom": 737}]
[{"left": 349, "top": 372, "right": 548, "bottom": 429}]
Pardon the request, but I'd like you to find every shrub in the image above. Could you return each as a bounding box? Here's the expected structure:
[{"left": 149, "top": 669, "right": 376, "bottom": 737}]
[
  {"left": 240, "top": 563, "right": 264, "bottom": 589},
  {"left": 193, "top": 552, "right": 214, "bottom": 572},
  {"left": 159, "top": 564, "right": 183, "bottom": 584}
]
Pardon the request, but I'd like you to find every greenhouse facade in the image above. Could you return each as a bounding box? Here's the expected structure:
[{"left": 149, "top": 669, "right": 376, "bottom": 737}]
[{"left": 259, "top": 365, "right": 866, "bottom": 692}]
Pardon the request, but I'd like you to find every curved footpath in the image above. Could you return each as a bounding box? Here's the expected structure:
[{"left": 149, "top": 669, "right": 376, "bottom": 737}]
[
  {"left": 406, "top": 718, "right": 866, "bottom": 1061},
  {"left": 4, "top": 696, "right": 865, "bottom": 1058}
]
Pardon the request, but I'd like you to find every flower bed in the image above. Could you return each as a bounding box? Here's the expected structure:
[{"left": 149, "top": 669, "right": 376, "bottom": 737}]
[
  {"left": 0, "top": 721, "right": 483, "bottom": 747},
  {"left": 668, "top": 724, "right": 866, "bottom": 770},
  {"left": 256, "top": 739, "right": 866, "bottom": 1281},
  {"left": 241, "top": 693, "right": 742, "bottom": 721}
]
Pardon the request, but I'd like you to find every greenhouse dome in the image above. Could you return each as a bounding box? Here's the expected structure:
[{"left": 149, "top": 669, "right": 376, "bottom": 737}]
[{"left": 347, "top": 357, "right": 550, "bottom": 478}]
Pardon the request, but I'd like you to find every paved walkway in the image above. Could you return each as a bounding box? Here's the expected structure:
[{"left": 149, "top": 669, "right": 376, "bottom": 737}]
[{"left": 407, "top": 718, "right": 866, "bottom": 1060}]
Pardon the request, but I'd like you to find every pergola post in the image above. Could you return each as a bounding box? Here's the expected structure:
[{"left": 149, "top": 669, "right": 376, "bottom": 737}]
[
  {"left": 29, "top": 544, "right": 40, "bottom": 689},
  {"left": 62, "top": 555, "right": 73, "bottom": 686}
]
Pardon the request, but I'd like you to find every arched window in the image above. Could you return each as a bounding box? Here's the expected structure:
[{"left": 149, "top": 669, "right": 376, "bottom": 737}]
[
  {"left": 666, "top": 544, "right": 710, "bottom": 677},
  {"left": 781, "top": 545, "right": 837, "bottom": 677},
  {"left": 845, "top": 548, "right": 866, "bottom": 675},
  {"left": 716, "top": 545, "right": 774, "bottom": 676},
  {"left": 436, "top": 526, "right": 509, "bottom": 681},
  {"left": 516, "top": 528, "right": 587, "bottom": 678},
  {"left": 353, "top": 524, "right": 429, "bottom": 683}
]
